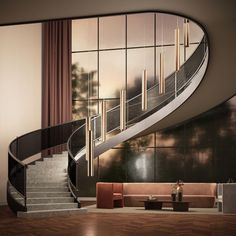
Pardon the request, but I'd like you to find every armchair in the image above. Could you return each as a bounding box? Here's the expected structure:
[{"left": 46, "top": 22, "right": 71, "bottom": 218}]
[{"left": 96, "top": 182, "right": 124, "bottom": 209}]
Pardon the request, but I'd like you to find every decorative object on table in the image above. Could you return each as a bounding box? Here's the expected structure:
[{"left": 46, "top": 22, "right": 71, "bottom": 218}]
[
  {"left": 148, "top": 195, "right": 157, "bottom": 201},
  {"left": 176, "top": 180, "right": 184, "bottom": 202},
  {"left": 171, "top": 183, "right": 177, "bottom": 201}
]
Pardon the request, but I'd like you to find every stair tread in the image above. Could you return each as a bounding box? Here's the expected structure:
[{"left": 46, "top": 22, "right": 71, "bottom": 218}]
[
  {"left": 27, "top": 187, "right": 68, "bottom": 188},
  {"left": 27, "top": 191, "right": 70, "bottom": 193},
  {"left": 17, "top": 208, "right": 87, "bottom": 217},
  {"left": 24, "top": 208, "right": 85, "bottom": 213},
  {"left": 16, "top": 197, "right": 73, "bottom": 200},
  {"left": 14, "top": 152, "right": 79, "bottom": 217},
  {"left": 27, "top": 202, "right": 77, "bottom": 206}
]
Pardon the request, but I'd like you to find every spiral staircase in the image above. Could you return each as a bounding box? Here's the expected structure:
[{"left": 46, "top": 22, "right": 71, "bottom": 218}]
[{"left": 7, "top": 35, "right": 209, "bottom": 217}]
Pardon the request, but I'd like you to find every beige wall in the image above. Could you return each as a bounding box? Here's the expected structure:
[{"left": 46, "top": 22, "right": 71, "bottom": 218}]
[
  {"left": 0, "top": 0, "right": 235, "bottom": 133},
  {"left": 0, "top": 23, "right": 42, "bottom": 204}
]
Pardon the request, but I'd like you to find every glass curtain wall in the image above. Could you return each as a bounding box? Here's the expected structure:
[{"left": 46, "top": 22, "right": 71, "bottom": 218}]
[
  {"left": 71, "top": 13, "right": 205, "bottom": 194},
  {"left": 72, "top": 12, "right": 203, "bottom": 120}
]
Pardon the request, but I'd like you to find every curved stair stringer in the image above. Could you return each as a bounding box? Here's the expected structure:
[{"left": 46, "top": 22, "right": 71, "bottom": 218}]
[{"left": 77, "top": 52, "right": 208, "bottom": 161}]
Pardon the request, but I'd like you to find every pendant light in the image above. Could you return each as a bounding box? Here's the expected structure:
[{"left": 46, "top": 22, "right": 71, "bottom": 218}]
[
  {"left": 101, "top": 100, "right": 107, "bottom": 142},
  {"left": 175, "top": 28, "right": 180, "bottom": 71},
  {"left": 86, "top": 116, "right": 94, "bottom": 177},
  {"left": 159, "top": 52, "right": 165, "bottom": 95},
  {"left": 120, "top": 89, "right": 126, "bottom": 131},
  {"left": 184, "top": 19, "right": 190, "bottom": 48},
  {"left": 142, "top": 69, "right": 148, "bottom": 111},
  {"left": 175, "top": 18, "right": 180, "bottom": 71},
  {"left": 86, "top": 70, "right": 94, "bottom": 177},
  {"left": 141, "top": 14, "right": 148, "bottom": 111},
  {"left": 159, "top": 14, "right": 165, "bottom": 95}
]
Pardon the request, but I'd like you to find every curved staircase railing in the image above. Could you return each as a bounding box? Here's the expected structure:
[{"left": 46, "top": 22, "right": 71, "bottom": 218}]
[
  {"left": 7, "top": 35, "right": 208, "bottom": 214},
  {"left": 67, "top": 36, "right": 209, "bottom": 197},
  {"left": 7, "top": 119, "right": 84, "bottom": 214}
]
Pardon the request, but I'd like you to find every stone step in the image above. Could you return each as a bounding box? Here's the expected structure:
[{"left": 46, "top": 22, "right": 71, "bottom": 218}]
[
  {"left": 41, "top": 158, "right": 68, "bottom": 163},
  {"left": 52, "top": 154, "right": 68, "bottom": 159},
  {"left": 27, "top": 202, "right": 78, "bottom": 211},
  {"left": 34, "top": 161, "right": 67, "bottom": 167},
  {"left": 27, "top": 170, "right": 67, "bottom": 175},
  {"left": 27, "top": 169, "right": 67, "bottom": 173},
  {"left": 17, "top": 207, "right": 87, "bottom": 218},
  {"left": 27, "top": 182, "right": 68, "bottom": 188},
  {"left": 27, "top": 168, "right": 67, "bottom": 174},
  {"left": 27, "top": 187, "right": 69, "bottom": 192},
  {"left": 27, "top": 176, "right": 67, "bottom": 182},
  {"left": 27, "top": 192, "right": 71, "bottom": 198},
  {"left": 27, "top": 174, "right": 67, "bottom": 180},
  {"left": 17, "top": 197, "right": 74, "bottom": 204},
  {"left": 27, "top": 165, "right": 67, "bottom": 171}
]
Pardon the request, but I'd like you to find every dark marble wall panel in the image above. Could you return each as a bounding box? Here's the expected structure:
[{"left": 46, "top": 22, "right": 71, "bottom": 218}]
[
  {"left": 77, "top": 156, "right": 98, "bottom": 197},
  {"left": 155, "top": 148, "right": 185, "bottom": 182},
  {"left": 78, "top": 95, "right": 236, "bottom": 196},
  {"left": 214, "top": 147, "right": 236, "bottom": 182},
  {"left": 184, "top": 148, "right": 214, "bottom": 182},
  {"left": 98, "top": 148, "right": 126, "bottom": 182},
  {"left": 156, "top": 126, "right": 185, "bottom": 148},
  {"left": 126, "top": 148, "right": 155, "bottom": 182}
]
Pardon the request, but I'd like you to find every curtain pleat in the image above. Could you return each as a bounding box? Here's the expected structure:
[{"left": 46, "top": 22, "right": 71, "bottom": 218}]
[{"left": 42, "top": 20, "right": 72, "bottom": 155}]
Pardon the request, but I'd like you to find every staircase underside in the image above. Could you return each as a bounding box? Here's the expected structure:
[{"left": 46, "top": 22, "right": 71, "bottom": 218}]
[{"left": 89, "top": 52, "right": 209, "bottom": 160}]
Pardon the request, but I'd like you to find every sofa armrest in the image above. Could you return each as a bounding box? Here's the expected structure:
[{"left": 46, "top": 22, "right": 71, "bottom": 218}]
[{"left": 96, "top": 182, "right": 114, "bottom": 208}]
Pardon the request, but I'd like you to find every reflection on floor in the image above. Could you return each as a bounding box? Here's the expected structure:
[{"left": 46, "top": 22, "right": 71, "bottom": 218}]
[
  {"left": 86, "top": 204, "right": 220, "bottom": 215},
  {"left": 1, "top": 205, "right": 236, "bottom": 236}
]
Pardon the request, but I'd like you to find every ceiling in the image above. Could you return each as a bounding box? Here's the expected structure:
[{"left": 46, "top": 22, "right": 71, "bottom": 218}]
[{"left": 1, "top": 0, "right": 236, "bottom": 133}]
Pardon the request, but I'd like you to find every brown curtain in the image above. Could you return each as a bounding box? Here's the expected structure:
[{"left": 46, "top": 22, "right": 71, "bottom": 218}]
[
  {"left": 42, "top": 20, "right": 72, "bottom": 155},
  {"left": 42, "top": 19, "right": 72, "bottom": 128}
]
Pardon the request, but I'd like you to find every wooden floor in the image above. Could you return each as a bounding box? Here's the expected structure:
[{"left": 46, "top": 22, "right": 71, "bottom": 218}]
[{"left": 1, "top": 205, "right": 236, "bottom": 236}]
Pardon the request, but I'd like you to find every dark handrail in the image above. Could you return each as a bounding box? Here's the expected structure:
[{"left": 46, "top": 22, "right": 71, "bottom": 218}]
[
  {"left": 67, "top": 37, "right": 208, "bottom": 195},
  {"left": 7, "top": 36, "right": 208, "bottom": 214},
  {"left": 7, "top": 119, "right": 85, "bottom": 213},
  {"left": 68, "top": 37, "right": 207, "bottom": 159}
]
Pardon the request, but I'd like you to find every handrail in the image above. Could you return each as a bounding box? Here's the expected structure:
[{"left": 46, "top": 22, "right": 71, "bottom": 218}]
[
  {"left": 7, "top": 35, "right": 208, "bottom": 214},
  {"left": 67, "top": 36, "right": 208, "bottom": 193},
  {"left": 7, "top": 118, "right": 85, "bottom": 214},
  {"left": 68, "top": 37, "right": 207, "bottom": 161}
]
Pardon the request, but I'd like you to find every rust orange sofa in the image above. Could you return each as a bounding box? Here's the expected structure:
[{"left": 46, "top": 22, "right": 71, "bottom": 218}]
[
  {"left": 96, "top": 182, "right": 124, "bottom": 209},
  {"left": 96, "top": 182, "right": 217, "bottom": 208}
]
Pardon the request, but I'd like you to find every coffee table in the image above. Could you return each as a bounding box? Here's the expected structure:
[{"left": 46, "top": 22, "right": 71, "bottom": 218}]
[
  {"left": 141, "top": 200, "right": 163, "bottom": 210},
  {"left": 141, "top": 200, "right": 190, "bottom": 212}
]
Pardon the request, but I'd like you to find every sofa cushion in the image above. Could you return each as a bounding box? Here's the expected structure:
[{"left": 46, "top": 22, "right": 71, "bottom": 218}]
[
  {"left": 123, "top": 183, "right": 172, "bottom": 195},
  {"left": 182, "top": 183, "right": 216, "bottom": 196},
  {"left": 182, "top": 195, "right": 215, "bottom": 208},
  {"left": 113, "top": 193, "right": 123, "bottom": 200},
  {"left": 123, "top": 183, "right": 216, "bottom": 208}
]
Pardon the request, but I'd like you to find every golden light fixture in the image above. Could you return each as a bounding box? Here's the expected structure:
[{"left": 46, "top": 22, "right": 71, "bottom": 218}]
[
  {"left": 184, "top": 19, "right": 190, "bottom": 48},
  {"left": 101, "top": 100, "right": 107, "bottom": 142},
  {"left": 86, "top": 116, "right": 94, "bottom": 177},
  {"left": 142, "top": 69, "right": 148, "bottom": 111},
  {"left": 120, "top": 89, "right": 126, "bottom": 131},
  {"left": 175, "top": 28, "right": 180, "bottom": 71},
  {"left": 159, "top": 13, "right": 165, "bottom": 95},
  {"left": 159, "top": 52, "right": 165, "bottom": 95}
]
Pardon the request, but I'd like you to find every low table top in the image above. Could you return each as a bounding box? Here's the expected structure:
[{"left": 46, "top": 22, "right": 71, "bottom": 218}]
[{"left": 141, "top": 200, "right": 191, "bottom": 204}]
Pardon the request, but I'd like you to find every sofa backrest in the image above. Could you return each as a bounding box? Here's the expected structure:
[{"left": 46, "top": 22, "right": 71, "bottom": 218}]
[
  {"left": 123, "top": 183, "right": 216, "bottom": 196},
  {"left": 123, "top": 183, "right": 172, "bottom": 195},
  {"left": 113, "top": 183, "right": 123, "bottom": 194},
  {"left": 182, "top": 183, "right": 216, "bottom": 195}
]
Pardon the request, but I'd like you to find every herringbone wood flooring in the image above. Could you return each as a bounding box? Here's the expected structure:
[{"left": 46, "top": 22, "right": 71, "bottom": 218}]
[{"left": 0, "top": 205, "right": 236, "bottom": 236}]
